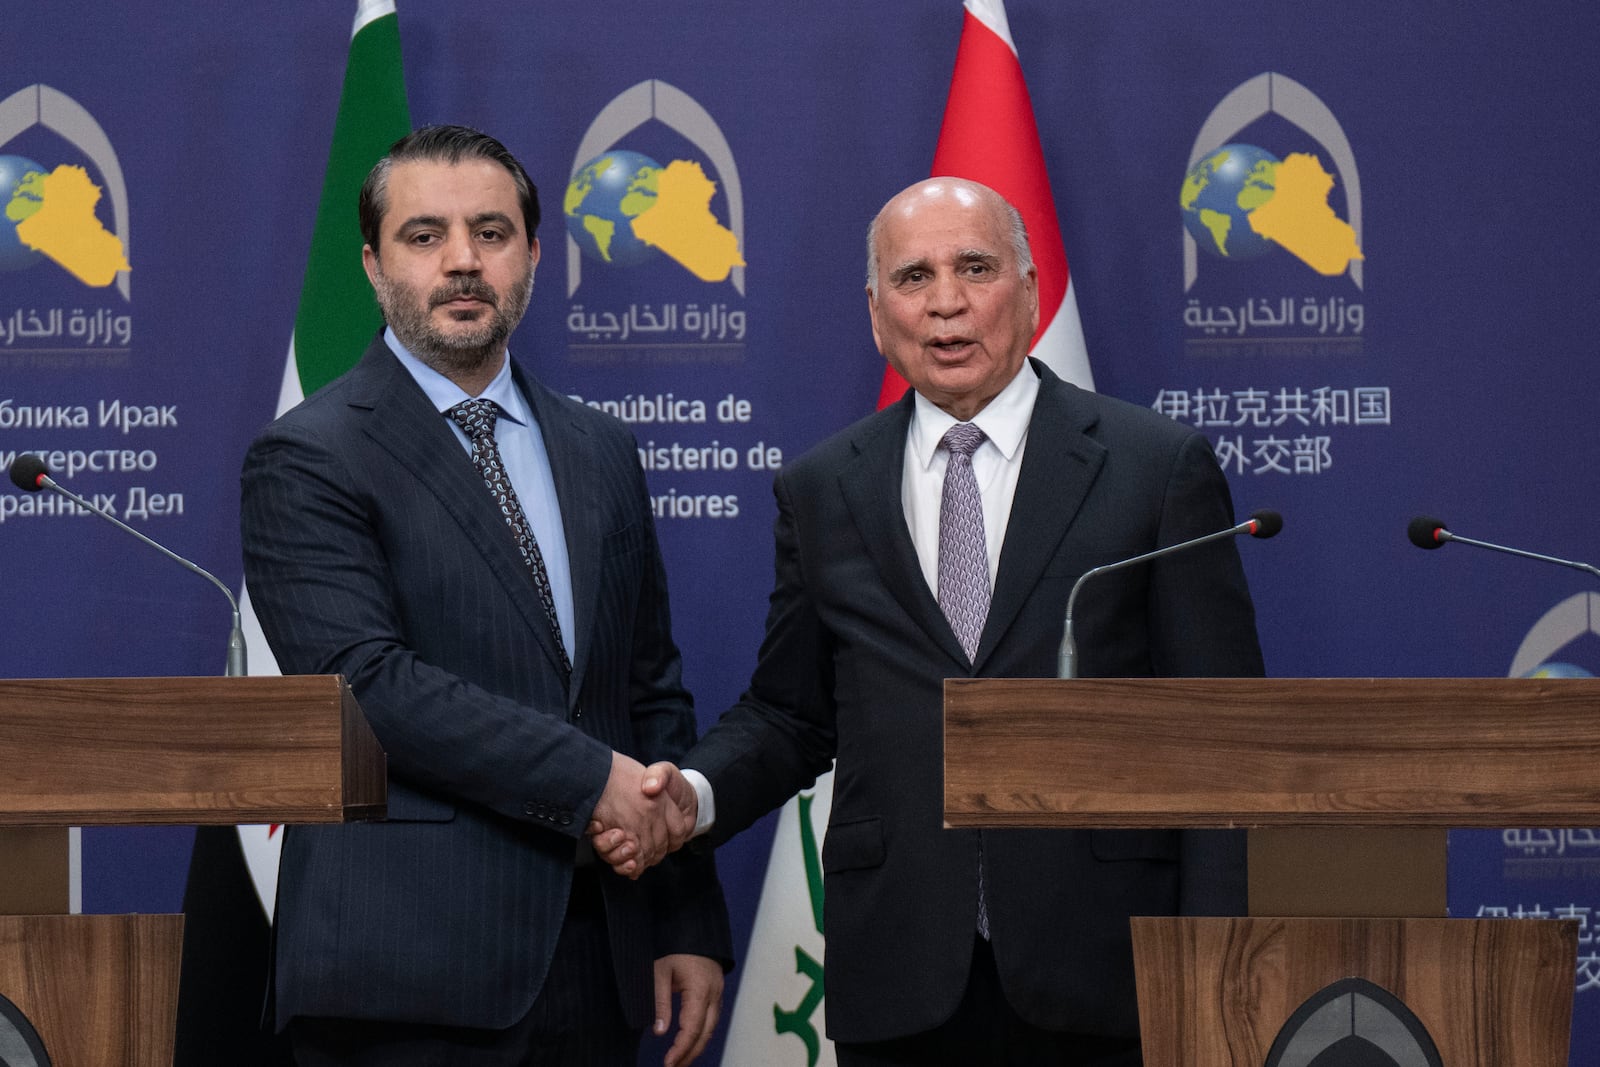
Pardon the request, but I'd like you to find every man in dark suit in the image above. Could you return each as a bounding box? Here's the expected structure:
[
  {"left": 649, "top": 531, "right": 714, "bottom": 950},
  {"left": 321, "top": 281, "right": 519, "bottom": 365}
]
[
  {"left": 597, "top": 177, "right": 1263, "bottom": 1065},
  {"left": 241, "top": 125, "right": 730, "bottom": 1067}
]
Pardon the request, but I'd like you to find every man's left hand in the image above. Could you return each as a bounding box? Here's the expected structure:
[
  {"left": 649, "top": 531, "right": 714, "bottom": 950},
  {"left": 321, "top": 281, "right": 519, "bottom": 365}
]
[{"left": 652, "top": 953, "right": 724, "bottom": 1067}]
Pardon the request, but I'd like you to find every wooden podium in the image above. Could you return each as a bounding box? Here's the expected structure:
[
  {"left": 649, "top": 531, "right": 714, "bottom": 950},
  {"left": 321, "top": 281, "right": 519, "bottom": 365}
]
[
  {"left": 0, "top": 675, "right": 385, "bottom": 1067},
  {"left": 944, "top": 677, "right": 1600, "bottom": 1067}
]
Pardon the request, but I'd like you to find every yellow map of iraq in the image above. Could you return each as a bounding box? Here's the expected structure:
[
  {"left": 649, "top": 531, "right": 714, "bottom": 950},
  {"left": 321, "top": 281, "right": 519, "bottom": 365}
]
[
  {"left": 631, "top": 160, "right": 744, "bottom": 282},
  {"left": 6, "top": 164, "right": 131, "bottom": 287},
  {"left": 1246, "top": 153, "right": 1363, "bottom": 276}
]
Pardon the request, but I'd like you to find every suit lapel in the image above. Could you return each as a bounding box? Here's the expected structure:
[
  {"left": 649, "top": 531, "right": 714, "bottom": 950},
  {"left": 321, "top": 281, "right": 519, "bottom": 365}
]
[
  {"left": 520, "top": 367, "right": 600, "bottom": 707},
  {"left": 974, "top": 363, "right": 1105, "bottom": 671},
  {"left": 351, "top": 340, "right": 571, "bottom": 681},
  {"left": 837, "top": 396, "right": 972, "bottom": 670}
]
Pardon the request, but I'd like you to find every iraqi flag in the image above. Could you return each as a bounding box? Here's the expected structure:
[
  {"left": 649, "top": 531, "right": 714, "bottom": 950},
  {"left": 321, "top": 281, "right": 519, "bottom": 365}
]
[
  {"left": 877, "top": 0, "right": 1093, "bottom": 409},
  {"left": 173, "top": 3, "right": 410, "bottom": 1063},
  {"left": 718, "top": 777, "right": 835, "bottom": 1066}
]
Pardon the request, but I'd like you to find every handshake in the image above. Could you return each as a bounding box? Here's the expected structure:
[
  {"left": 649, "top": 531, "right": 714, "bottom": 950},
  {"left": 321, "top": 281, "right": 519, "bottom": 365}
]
[{"left": 587, "top": 751, "right": 699, "bottom": 879}]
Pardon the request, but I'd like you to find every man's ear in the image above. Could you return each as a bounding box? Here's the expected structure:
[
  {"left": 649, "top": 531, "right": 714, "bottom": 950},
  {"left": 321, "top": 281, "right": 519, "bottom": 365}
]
[{"left": 866, "top": 286, "right": 885, "bottom": 356}]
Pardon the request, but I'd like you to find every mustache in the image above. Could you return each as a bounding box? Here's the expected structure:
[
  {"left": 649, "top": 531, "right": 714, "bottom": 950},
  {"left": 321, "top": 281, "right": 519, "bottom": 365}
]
[{"left": 429, "top": 277, "right": 499, "bottom": 308}]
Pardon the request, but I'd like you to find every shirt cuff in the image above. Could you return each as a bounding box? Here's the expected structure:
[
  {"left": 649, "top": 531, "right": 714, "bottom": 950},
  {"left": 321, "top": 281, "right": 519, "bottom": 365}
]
[{"left": 680, "top": 767, "right": 715, "bottom": 838}]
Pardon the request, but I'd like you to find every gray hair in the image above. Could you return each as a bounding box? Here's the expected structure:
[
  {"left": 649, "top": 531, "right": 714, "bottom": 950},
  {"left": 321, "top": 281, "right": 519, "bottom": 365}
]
[{"left": 865, "top": 179, "right": 1034, "bottom": 297}]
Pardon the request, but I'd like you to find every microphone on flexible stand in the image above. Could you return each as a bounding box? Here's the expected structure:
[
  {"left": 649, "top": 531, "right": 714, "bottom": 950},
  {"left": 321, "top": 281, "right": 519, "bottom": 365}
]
[
  {"left": 8, "top": 453, "right": 248, "bottom": 675},
  {"left": 1407, "top": 515, "right": 1599, "bottom": 581},
  {"left": 1057, "top": 509, "right": 1281, "bottom": 679}
]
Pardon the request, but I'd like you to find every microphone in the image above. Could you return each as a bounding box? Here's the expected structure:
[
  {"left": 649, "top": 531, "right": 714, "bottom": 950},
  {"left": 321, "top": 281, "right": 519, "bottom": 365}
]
[
  {"left": 1408, "top": 515, "right": 1600, "bottom": 581},
  {"left": 1057, "top": 509, "right": 1281, "bottom": 679},
  {"left": 7, "top": 453, "right": 248, "bottom": 675}
]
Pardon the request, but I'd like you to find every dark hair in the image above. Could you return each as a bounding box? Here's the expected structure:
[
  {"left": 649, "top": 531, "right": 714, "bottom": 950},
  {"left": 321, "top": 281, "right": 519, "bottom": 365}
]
[{"left": 358, "top": 124, "right": 541, "bottom": 252}]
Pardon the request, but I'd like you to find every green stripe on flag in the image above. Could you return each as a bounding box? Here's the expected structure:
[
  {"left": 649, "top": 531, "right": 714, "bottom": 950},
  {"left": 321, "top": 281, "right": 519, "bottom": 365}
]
[{"left": 292, "top": 5, "right": 411, "bottom": 397}]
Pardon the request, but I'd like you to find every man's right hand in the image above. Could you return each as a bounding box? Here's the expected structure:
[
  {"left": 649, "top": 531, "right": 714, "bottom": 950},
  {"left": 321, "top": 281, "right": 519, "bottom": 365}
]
[{"left": 589, "top": 755, "right": 698, "bottom": 878}]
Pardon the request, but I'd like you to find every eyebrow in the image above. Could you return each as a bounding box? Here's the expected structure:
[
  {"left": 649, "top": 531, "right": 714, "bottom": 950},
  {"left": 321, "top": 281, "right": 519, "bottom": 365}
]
[
  {"left": 392, "top": 214, "right": 447, "bottom": 237},
  {"left": 391, "top": 211, "right": 517, "bottom": 238},
  {"left": 886, "top": 258, "right": 932, "bottom": 286},
  {"left": 887, "top": 248, "right": 1001, "bottom": 285},
  {"left": 955, "top": 247, "right": 1001, "bottom": 265},
  {"left": 467, "top": 211, "right": 517, "bottom": 232}
]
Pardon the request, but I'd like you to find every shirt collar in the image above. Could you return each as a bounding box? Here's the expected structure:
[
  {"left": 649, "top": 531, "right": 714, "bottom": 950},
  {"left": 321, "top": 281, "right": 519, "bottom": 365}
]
[
  {"left": 385, "top": 326, "right": 530, "bottom": 427},
  {"left": 907, "top": 359, "right": 1040, "bottom": 471}
]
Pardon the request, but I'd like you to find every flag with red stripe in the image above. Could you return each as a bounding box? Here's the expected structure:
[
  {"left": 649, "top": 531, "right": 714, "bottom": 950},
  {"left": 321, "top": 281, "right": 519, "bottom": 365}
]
[
  {"left": 722, "top": 5, "right": 1095, "bottom": 1064},
  {"left": 877, "top": 0, "right": 1092, "bottom": 410}
]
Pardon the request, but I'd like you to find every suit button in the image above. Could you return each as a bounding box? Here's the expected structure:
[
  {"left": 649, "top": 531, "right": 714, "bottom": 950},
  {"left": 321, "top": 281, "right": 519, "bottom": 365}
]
[
  {"left": 573, "top": 705, "right": 583, "bottom": 721},
  {"left": 559, "top": 813, "right": 573, "bottom": 827},
  {"left": 523, "top": 802, "right": 537, "bottom": 816}
]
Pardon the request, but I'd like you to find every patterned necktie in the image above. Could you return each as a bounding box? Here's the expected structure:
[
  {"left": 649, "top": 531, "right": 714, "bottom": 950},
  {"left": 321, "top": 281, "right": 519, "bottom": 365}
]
[
  {"left": 936, "top": 421, "right": 992, "bottom": 938},
  {"left": 937, "top": 422, "right": 990, "bottom": 663},
  {"left": 447, "top": 398, "right": 572, "bottom": 677}
]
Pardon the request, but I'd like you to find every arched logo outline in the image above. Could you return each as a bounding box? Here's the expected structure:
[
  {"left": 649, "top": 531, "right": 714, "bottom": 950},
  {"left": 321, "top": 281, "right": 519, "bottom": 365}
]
[
  {"left": 1183, "top": 72, "right": 1361, "bottom": 293},
  {"left": 566, "top": 80, "right": 744, "bottom": 297},
  {"left": 0, "top": 84, "right": 131, "bottom": 301},
  {"left": 1264, "top": 977, "right": 1442, "bottom": 1067},
  {"left": 1509, "top": 591, "right": 1600, "bottom": 678},
  {"left": 0, "top": 991, "right": 52, "bottom": 1067}
]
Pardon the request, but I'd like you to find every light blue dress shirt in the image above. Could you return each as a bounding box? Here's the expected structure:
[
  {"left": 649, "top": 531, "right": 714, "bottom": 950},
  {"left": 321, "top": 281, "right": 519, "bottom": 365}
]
[{"left": 386, "top": 328, "right": 576, "bottom": 663}]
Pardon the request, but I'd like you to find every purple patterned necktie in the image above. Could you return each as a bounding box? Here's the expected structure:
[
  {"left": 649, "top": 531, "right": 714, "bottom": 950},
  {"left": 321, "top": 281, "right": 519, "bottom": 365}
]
[
  {"left": 937, "top": 421, "right": 992, "bottom": 939},
  {"left": 937, "top": 422, "right": 990, "bottom": 663},
  {"left": 448, "top": 399, "right": 572, "bottom": 677}
]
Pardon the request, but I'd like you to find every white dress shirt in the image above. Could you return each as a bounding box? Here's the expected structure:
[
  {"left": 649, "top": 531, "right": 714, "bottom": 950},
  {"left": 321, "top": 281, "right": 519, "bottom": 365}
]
[{"left": 901, "top": 361, "right": 1040, "bottom": 596}]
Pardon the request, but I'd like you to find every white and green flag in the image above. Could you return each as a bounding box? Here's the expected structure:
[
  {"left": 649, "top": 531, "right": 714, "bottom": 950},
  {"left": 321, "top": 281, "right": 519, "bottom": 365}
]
[
  {"left": 177, "top": 6, "right": 409, "bottom": 1062},
  {"left": 720, "top": 773, "right": 836, "bottom": 1066},
  {"left": 238, "top": 0, "right": 411, "bottom": 925}
]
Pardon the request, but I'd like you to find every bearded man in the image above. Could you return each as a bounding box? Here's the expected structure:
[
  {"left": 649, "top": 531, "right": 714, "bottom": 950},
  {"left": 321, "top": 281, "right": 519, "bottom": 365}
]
[{"left": 240, "top": 125, "right": 729, "bottom": 1067}]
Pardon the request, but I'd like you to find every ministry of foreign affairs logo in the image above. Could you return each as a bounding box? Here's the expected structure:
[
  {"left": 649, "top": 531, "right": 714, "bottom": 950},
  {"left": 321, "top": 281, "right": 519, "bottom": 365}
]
[{"left": 1264, "top": 978, "right": 1442, "bottom": 1067}]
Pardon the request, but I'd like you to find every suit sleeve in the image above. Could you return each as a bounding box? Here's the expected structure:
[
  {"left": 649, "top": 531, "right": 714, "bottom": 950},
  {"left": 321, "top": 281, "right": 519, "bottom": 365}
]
[
  {"left": 685, "top": 468, "right": 839, "bottom": 847},
  {"left": 1149, "top": 429, "right": 1262, "bottom": 914},
  {"left": 1145, "top": 429, "right": 1265, "bottom": 678},
  {"left": 616, "top": 450, "right": 700, "bottom": 769},
  {"left": 619, "top": 452, "right": 734, "bottom": 964},
  {"left": 241, "top": 418, "right": 614, "bottom": 833}
]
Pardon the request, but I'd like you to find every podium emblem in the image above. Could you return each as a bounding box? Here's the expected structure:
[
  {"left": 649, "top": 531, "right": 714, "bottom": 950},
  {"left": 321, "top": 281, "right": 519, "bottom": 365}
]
[
  {"left": 1264, "top": 977, "right": 1441, "bottom": 1067},
  {"left": 0, "top": 992, "right": 50, "bottom": 1066}
]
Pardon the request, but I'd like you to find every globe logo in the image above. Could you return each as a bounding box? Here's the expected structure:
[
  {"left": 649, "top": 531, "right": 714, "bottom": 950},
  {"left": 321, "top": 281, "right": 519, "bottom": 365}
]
[
  {"left": 1179, "top": 143, "right": 1282, "bottom": 260},
  {"left": 1521, "top": 662, "right": 1594, "bottom": 679},
  {"left": 564, "top": 150, "right": 664, "bottom": 267},
  {"left": 0, "top": 153, "right": 49, "bottom": 271}
]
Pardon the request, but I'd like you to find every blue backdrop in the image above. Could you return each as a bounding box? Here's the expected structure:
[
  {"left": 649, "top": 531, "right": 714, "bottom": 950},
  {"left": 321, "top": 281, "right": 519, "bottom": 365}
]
[{"left": 4, "top": 2, "right": 1598, "bottom": 1062}]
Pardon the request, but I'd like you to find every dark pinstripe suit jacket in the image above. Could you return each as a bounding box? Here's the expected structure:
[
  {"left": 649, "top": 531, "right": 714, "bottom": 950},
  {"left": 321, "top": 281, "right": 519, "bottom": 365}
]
[
  {"left": 686, "top": 361, "right": 1262, "bottom": 1044},
  {"left": 241, "top": 336, "right": 730, "bottom": 1031}
]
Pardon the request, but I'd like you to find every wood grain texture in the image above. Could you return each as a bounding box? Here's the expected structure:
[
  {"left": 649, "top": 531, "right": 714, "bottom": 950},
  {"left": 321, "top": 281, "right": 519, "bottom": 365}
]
[
  {"left": 945, "top": 677, "right": 1600, "bottom": 828},
  {"left": 1131, "top": 917, "right": 1576, "bottom": 1067},
  {"left": 0, "top": 914, "right": 182, "bottom": 1067},
  {"left": 0, "top": 675, "right": 385, "bottom": 825}
]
